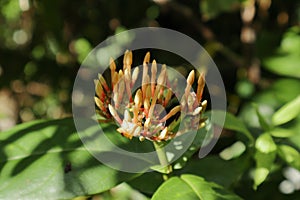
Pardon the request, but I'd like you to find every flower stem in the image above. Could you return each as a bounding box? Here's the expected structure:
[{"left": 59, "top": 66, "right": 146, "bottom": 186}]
[{"left": 153, "top": 141, "right": 172, "bottom": 176}]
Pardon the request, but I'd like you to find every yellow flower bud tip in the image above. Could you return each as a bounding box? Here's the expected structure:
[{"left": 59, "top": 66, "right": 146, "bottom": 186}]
[
  {"left": 94, "top": 96, "right": 103, "bottom": 108},
  {"left": 159, "top": 105, "right": 181, "bottom": 122},
  {"left": 110, "top": 58, "right": 116, "bottom": 72},
  {"left": 139, "top": 136, "right": 145, "bottom": 141},
  {"left": 144, "top": 98, "right": 150, "bottom": 110},
  {"left": 201, "top": 100, "right": 207, "bottom": 108},
  {"left": 131, "top": 67, "right": 139, "bottom": 86},
  {"left": 187, "top": 70, "right": 195, "bottom": 86},
  {"left": 151, "top": 60, "right": 157, "bottom": 72},
  {"left": 98, "top": 74, "right": 110, "bottom": 92},
  {"left": 123, "top": 50, "right": 133, "bottom": 68},
  {"left": 143, "top": 52, "right": 150, "bottom": 64},
  {"left": 158, "top": 127, "right": 168, "bottom": 140},
  {"left": 199, "top": 122, "right": 206, "bottom": 129},
  {"left": 197, "top": 73, "right": 205, "bottom": 102},
  {"left": 108, "top": 104, "right": 123, "bottom": 124},
  {"left": 94, "top": 79, "right": 98, "bottom": 86},
  {"left": 94, "top": 79, "right": 103, "bottom": 96},
  {"left": 193, "top": 107, "right": 202, "bottom": 116},
  {"left": 144, "top": 118, "right": 151, "bottom": 128},
  {"left": 157, "top": 65, "right": 167, "bottom": 86},
  {"left": 134, "top": 89, "right": 143, "bottom": 107},
  {"left": 118, "top": 69, "right": 124, "bottom": 77},
  {"left": 151, "top": 60, "right": 157, "bottom": 94}
]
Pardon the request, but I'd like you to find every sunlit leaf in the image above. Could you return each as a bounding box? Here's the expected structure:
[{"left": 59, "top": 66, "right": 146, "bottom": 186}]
[
  {"left": 255, "top": 133, "right": 277, "bottom": 154},
  {"left": 152, "top": 174, "right": 242, "bottom": 200},
  {"left": 253, "top": 167, "right": 269, "bottom": 190},
  {"left": 0, "top": 118, "right": 137, "bottom": 199},
  {"left": 278, "top": 145, "right": 300, "bottom": 170},
  {"left": 263, "top": 55, "right": 300, "bottom": 78},
  {"left": 219, "top": 141, "right": 246, "bottom": 160},
  {"left": 253, "top": 104, "right": 272, "bottom": 131},
  {"left": 253, "top": 133, "right": 277, "bottom": 188},
  {"left": 272, "top": 95, "right": 300, "bottom": 126},
  {"left": 270, "top": 128, "right": 296, "bottom": 138}
]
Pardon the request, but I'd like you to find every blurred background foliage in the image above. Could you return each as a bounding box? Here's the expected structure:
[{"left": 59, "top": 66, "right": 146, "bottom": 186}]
[{"left": 1, "top": 0, "right": 300, "bottom": 199}]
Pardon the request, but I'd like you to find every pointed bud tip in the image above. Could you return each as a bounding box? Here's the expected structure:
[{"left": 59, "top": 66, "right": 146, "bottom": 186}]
[
  {"left": 144, "top": 52, "right": 150, "bottom": 64},
  {"left": 187, "top": 70, "right": 195, "bottom": 85}
]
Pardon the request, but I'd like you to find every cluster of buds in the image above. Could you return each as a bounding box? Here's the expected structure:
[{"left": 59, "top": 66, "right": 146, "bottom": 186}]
[{"left": 94, "top": 50, "right": 207, "bottom": 142}]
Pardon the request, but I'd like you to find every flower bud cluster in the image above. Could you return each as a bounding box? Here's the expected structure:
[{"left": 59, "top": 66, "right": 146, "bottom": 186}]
[{"left": 95, "top": 50, "right": 207, "bottom": 141}]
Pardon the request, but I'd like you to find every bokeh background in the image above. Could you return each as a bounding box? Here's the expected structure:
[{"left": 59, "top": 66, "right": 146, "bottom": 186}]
[{"left": 1, "top": 0, "right": 300, "bottom": 199}]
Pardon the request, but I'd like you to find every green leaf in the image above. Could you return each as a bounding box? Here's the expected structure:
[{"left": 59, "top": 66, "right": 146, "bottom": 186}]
[
  {"left": 128, "top": 172, "right": 164, "bottom": 195},
  {"left": 255, "top": 133, "right": 277, "bottom": 154},
  {"left": 0, "top": 118, "right": 136, "bottom": 199},
  {"left": 263, "top": 54, "right": 300, "bottom": 78},
  {"left": 270, "top": 128, "right": 296, "bottom": 138},
  {"left": 253, "top": 167, "right": 269, "bottom": 190},
  {"left": 277, "top": 145, "right": 300, "bottom": 170},
  {"left": 209, "top": 110, "right": 254, "bottom": 143},
  {"left": 272, "top": 95, "right": 300, "bottom": 126},
  {"left": 152, "top": 174, "right": 242, "bottom": 200},
  {"left": 219, "top": 141, "right": 246, "bottom": 160},
  {"left": 253, "top": 133, "right": 277, "bottom": 188},
  {"left": 177, "top": 155, "right": 250, "bottom": 188},
  {"left": 96, "top": 183, "right": 150, "bottom": 200},
  {"left": 271, "top": 78, "right": 300, "bottom": 103},
  {"left": 253, "top": 104, "right": 272, "bottom": 131},
  {"left": 263, "top": 27, "right": 300, "bottom": 78}
]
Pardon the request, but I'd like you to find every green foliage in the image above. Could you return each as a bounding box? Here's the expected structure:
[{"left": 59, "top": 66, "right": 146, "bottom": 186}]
[
  {"left": 263, "top": 27, "right": 300, "bottom": 78},
  {"left": 1, "top": 0, "right": 300, "bottom": 199},
  {"left": 272, "top": 95, "right": 300, "bottom": 126},
  {"left": 200, "top": 0, "right": 242, "bottom": 20},
  {"left": 0, "top": 118, "right": 136, "bottom": 199},
  {"left": 152, "top": 174, "right": 242, "bottom": 200}
]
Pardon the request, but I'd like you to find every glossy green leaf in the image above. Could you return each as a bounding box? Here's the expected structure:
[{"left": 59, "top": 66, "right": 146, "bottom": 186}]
[
  {"left": 253, "top": 167, "right": 269, "bottom": 189},
  {"left": 270, "top": 128, "right": 296, "bottom": 138},
  {"left": 152, "top": 174, "right": 242, "bottom": 200},
  {"left": 95, "top": 183, "right": 150, "bottom": 200},
  {"left": 253, "top": 133, "right": 277, "bottom": 188},
  {"left": 272, "top": 95, "right": 300, "bottom": 126},
  {"left": 255, "top": 133, "right": 277, "bottom": 154},
  {"left": 278, "top": 145, "right": 300, "bottom": 170},
  {"left": 263, "top": 55, "right": 300, "bottom": 78},
  {"left": 0, "top": 118, "right": 137, "bottom": 199},
  {"left": 219, "top": 141, "right": 246, "bottom": 160},
  {"left": 253, "top": 104, "right": 272, "bottom": 131}
]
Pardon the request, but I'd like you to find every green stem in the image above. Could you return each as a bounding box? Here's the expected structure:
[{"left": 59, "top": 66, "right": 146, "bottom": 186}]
[{"left": 153, "top": 141, "right": 172, "bottom": 177}]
